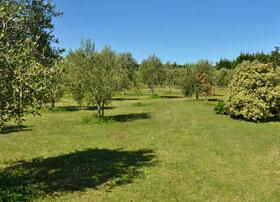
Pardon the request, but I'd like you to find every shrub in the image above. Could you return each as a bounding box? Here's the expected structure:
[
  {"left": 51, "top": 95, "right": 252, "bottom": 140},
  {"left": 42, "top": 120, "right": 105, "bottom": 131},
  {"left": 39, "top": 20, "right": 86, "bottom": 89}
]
[
  {"left": 226, "top": 61, "right": 280, "bottom": 121},
  {"left": 214, "top": 101, "right": 226, "bottom": 115}
]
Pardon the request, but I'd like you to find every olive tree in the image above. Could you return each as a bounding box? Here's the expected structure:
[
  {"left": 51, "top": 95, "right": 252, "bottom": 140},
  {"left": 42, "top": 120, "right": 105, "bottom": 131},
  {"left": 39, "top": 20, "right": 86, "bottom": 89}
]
[
  {"left": 117, "top": 52, "right": 138, "bottom": 91},
  {"left": 215, "top": 68, "right": 233, "bottom": 87},
  {"left": 85, "top": 47, "right": 123, "bottom": 117},
  {"left": 226, "top": 61, "right": 280, "bottom": 121},
  {"left": 164, "top": 63, "right": 180, "bottom": 94},
  {"left": 138, "top": 55, "right": 164, "bottom": 94},
  {"left": 46, "top": 61, "right": 64, "bottom": 109},
  {"left": 64, "top": 50, "right": 88, "bottom": 108},
  {"left": 64, "top": 40, "right": 126, "bottom": 117},
  {"left": 0, "top": 0, "right": 60, "bottom": 128},
  {"left": 180, "top": 68, "right": 196, "bottom": 98}
]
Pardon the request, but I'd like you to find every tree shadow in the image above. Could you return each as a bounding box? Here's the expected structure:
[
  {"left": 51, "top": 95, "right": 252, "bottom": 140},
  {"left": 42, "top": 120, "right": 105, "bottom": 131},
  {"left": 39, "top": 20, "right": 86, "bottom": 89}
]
[
  {"left": 208, "top": 98, "right": 222, "bottom": 102},
  {"left": 160, "top": 95, "right": 184, "bottom": 99},
  {"left": 0, "top": 125, "right": 32, "bottom": 135},
  {"left": 230, "top": 115, "right": 280, "bottom": 123},
  {"left": 0, "top": 148, "right": 156, "bottom": 201},
  {"left": 52, "top": 106, "right": 115, "bottom": 112},
  {"left": 112, "top": 98, "right": 139, "bottom": 101},
  {"left": 108, "top": 113, "right": 151, "bottom": 122}
]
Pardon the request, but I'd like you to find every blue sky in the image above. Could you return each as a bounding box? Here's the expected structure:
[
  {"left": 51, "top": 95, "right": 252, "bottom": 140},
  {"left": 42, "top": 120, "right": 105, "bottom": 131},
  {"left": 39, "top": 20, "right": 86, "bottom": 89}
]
[{"left": 52, "top": 0, "right": 280, "bottom": 64}]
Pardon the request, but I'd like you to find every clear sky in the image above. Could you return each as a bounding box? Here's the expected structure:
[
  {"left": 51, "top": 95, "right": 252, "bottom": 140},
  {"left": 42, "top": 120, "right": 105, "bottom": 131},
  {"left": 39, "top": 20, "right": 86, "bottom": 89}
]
[{"left": 52, "top": 0, "right": 280, "bottom": 64}]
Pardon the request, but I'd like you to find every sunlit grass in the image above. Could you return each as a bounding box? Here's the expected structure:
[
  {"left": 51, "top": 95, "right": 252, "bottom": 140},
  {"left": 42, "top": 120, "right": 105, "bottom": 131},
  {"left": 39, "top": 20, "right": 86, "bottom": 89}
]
[{"left": 1, "top": 88, "right": 280, "bottom": 201}]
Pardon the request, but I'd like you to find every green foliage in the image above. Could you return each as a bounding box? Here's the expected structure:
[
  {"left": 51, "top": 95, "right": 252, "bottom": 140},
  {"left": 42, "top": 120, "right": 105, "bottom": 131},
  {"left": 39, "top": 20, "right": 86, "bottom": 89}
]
[
  {"left": 216, "top": 58, "right": 234, "bottom": 70},
  {"left": 46, "top": 60, "right": 65, "bottom": 109},
  {"left": 138, "top": 55, "right": 165, "bottom": 94},
  {"left": 226, "top": 61, "right": 280, "bottom": 121},
  {"left": 214, "top": 101, "right": 226, "bottom": 115},
  {"left": 117, "top": 53, "right": 139, "bottom": 90},
  {"left": 215, "top": 68, "right": 233, "bottom": 87},
  {"left": 163, "top": 63, "right": 180, "bottom": 93},
  {"left": 86, "top": 46, "right": 123, "bottom": 117},
  {"left": 180, "top": 68, "right": 196, "bottom": 97},
  {"left": 0, "top": 0, "right": 62, "bottom": 127},
  {"left": 64, "top": 40, "right": 128, "bottom": 117},
  {"left": 180, "top": 60, "right": 214, "bottom": 101},
  {"left": 23, "top": 0, "right": 64, "bottom": 66},
  {"left": 64, "top": 50, "right": 87, "bottom": 107},
  {"left": 194, "top": 60, "right": 215, "bottom": 101}
]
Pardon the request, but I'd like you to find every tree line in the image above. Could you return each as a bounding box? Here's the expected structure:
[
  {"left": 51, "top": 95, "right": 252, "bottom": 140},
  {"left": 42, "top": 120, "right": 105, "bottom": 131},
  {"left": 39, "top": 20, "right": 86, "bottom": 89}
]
[{"left": 216, "top": 47, "right": 280, "bottom": 70}]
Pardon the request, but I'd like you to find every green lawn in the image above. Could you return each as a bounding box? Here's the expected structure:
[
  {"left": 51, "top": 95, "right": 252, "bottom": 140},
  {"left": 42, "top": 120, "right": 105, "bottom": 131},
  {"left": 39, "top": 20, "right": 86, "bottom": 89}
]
[{"left": 1, "top": 89, "right": 280, "bottom": 202}]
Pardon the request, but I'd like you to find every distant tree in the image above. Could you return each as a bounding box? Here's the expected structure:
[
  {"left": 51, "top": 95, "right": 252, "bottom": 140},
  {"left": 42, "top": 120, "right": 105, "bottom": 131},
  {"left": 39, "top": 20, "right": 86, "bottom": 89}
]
[
  {"left": 271, "top": 47, "right": 280, "bottom": 67},
  {"left": 180, "top": 68, "right": 196, "bottom": 97},
  {"left": 194, "top": 60, "right": 215, "bottom": 101},
  {"left": 215, "top": 68, "right": 233, "bottom": 87},
  {"left": 117, "top": 52, "right": 139, "bottom": 91},
  {"left": 139, "top": 55, "right": 164, "bottom": 94},
  {"left": 235, "top": 53, "right": 256, "bottom": 65},
  {"left": 234, "top": 52, "right": 272, "bottom": 67},
  {"left": 164, "top": 62, "right": 180, "bottom": 94},
  {"left": 216, "top": 58, "right": 234, "bottom": 70},
  {"left": 227, "top": 61, "right": 280, "bottom": 121}
]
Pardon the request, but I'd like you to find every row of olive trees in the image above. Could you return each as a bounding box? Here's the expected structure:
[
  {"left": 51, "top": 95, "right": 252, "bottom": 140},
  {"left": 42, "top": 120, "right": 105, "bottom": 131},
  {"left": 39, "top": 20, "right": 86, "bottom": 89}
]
[
  {"left": 138, "top": 57, "right": 232, "bottom": 99},
  {"left": 0, "top": 0, "right": 63, "bottom": 129},
  {"left": 63, "top": 44, "right": 220, "bottom": 116}
]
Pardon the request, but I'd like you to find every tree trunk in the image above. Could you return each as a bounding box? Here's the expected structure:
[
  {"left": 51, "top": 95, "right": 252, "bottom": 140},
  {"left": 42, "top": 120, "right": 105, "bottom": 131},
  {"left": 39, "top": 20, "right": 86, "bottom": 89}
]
[
  {"left": 97, "top": 103, "right": 101, "bottom": 117},
  {"left": 101, "top": 101, "right": 105, "bottom": 117},
  {"left": 51, "top": 98, "right": 55, "bottom": 109},
  {"left": 17, "top": 81, "right": 23, "bottom": 127},
  {"left": 205, "top": 95, "right": 208, "bottom": 102},
  {"left": 0, "top": 108, "right": 3, "bottom": 130},
  {"left": 195, "top": 93, "right": 199, "bottom": 100}
]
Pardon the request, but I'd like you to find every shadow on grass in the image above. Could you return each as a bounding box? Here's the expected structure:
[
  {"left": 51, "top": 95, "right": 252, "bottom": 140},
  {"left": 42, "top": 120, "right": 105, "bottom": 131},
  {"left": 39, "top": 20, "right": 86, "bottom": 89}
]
[
  {"left": 112, "top": 97, "right": 139, "bottom": 101},
  {"left": 208, "top": 98, "right": 222, "bottom": 102},
  {"left": 108, "top": 113, "right": 151, "bottom": 122},
  {"left": 52, "top": 106, "right": 115, "bottom": 112},
  {"left": 160, "top": 95, "right": 184, "bottom": 99},
  {"left": 0, "top": 125, "right": 32, "bottom": 135},
  {"left": 131, "top": 102, "right": 151, "bottom": 107},
  {"left": 0, "top": 148, "right": 156, "bottom": 201},
  {"left": 83, "top": 113, "right": 151, "bottom": 124},
  {"left": 230, "top": 115, "right": 280, "bottom": 123}
]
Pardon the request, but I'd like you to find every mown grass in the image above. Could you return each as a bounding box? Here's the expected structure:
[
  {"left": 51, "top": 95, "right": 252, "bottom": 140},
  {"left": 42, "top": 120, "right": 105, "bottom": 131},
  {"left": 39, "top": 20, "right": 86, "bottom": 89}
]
[{"left": 1, "top": 88, "right": 280, "bottom": 201}]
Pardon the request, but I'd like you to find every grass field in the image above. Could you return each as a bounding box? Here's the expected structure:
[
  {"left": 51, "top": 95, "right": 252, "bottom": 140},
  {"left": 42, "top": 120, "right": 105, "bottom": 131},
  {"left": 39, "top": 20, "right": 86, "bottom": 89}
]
[{"left": 1, "top": 88, "right": 280, "bottom": 202}]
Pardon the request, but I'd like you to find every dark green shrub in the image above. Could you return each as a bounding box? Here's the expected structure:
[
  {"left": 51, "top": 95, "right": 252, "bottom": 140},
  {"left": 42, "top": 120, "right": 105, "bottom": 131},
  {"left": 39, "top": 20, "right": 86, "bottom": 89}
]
[{"left": 214, "top": 101, "right": 226, "bottom": 115}]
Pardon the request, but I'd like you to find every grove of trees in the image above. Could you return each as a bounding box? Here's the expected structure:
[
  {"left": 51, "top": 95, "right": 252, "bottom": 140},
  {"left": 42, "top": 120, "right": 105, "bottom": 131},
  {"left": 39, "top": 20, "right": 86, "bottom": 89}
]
[{"left": 1, "top": 0, "right": 280, "bottom": 129}]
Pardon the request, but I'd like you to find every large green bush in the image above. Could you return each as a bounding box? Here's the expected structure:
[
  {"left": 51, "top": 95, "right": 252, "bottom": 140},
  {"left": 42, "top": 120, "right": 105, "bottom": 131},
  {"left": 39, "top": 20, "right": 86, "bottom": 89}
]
[{"left": 226, "top": 61, "right": 280, "bottom": 121}]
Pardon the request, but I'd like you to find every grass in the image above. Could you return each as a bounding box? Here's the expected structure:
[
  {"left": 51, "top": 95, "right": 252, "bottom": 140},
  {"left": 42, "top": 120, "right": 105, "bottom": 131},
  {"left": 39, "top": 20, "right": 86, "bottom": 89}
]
[{"left": 1, "top": 88, "right": 280, "bottom": 201}]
